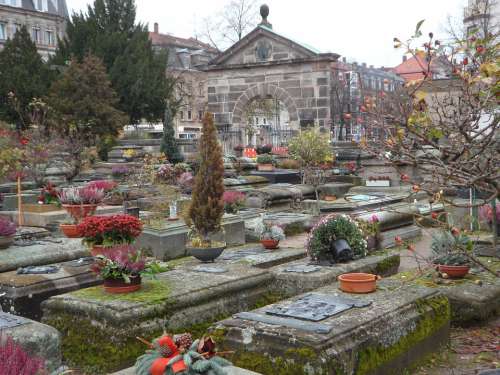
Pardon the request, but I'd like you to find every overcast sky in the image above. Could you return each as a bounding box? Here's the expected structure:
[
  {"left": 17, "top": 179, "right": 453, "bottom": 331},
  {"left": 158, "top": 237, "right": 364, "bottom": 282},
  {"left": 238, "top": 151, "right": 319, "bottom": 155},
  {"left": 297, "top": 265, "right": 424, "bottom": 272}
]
[{"left": 66, "top": 0, "right": 467, "bottom": 67}]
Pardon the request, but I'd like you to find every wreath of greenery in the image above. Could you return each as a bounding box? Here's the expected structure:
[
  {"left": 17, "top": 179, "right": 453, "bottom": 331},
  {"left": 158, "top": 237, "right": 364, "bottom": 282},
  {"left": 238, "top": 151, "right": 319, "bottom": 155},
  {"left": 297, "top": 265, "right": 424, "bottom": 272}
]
[{"left": 306, "top": 214, "right": 367, "bottom": 261}]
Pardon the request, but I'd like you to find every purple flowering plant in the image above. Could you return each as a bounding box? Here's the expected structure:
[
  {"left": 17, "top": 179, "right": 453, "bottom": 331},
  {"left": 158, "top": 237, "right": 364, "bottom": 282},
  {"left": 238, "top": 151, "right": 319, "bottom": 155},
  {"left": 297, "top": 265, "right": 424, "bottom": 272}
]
[
  {"left": 0, "top": 334, "right": 45, "bottom": 375},
  {"left": 91, "top": 245, "right": 167, "bottom": 283},
  {"left": 0, "top": 217, "right": 16, "bottom": 237}
]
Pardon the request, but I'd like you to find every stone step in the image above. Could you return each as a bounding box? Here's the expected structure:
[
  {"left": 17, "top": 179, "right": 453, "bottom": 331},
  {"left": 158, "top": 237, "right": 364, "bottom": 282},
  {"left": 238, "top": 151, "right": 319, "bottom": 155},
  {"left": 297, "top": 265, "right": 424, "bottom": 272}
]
[{"left": 211, "top": 281, "right": 450, "bottom": 375}]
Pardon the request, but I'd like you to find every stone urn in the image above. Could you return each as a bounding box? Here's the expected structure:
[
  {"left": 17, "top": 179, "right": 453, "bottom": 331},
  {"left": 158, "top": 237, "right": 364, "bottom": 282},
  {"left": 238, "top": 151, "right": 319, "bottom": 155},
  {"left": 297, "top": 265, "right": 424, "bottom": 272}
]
[
  {"left": 0, "top": 235, "right": 14, "bottom": 250},
  {"left": 188, "top": 244, "right": 226, "bottom": 263}
]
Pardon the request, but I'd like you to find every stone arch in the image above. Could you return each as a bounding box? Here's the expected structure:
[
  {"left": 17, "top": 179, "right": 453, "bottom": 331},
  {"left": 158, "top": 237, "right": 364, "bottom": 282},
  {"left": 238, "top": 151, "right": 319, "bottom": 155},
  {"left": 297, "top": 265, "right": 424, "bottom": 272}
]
[{"left": 231, "top": 83, "right": 299, "bottom": 129}]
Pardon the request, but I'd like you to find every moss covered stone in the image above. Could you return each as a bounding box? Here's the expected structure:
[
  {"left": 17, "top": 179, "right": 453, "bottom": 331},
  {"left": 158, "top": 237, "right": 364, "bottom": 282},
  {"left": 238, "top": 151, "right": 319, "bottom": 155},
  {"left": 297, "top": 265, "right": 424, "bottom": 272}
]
[{"left": 374, "top": 254, "right": 400, "bottom": 275}]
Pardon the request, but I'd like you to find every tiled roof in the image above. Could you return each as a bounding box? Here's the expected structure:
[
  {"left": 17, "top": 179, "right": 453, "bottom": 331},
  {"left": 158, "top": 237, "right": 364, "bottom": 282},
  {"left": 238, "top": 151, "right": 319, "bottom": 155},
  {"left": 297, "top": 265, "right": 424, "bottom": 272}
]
[
  {"left": 393, "top": 55, "right": 439, "bottom": 81},
  {"left": 149, "top": 32, "right": 217, "bottom": 53}
]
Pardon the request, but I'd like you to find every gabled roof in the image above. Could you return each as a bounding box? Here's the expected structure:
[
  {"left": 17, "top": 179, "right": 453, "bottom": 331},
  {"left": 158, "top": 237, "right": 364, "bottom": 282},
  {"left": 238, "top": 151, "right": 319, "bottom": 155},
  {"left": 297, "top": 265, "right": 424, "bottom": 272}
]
[
  {"left": 393, "top": 55, "right": 451, "bottom": 82},
  {"left": 149, "top": 32, "right": 218, "bottom": 54},
  {"left": 209, "top": 24, "right": 335, "bottom": 67}
]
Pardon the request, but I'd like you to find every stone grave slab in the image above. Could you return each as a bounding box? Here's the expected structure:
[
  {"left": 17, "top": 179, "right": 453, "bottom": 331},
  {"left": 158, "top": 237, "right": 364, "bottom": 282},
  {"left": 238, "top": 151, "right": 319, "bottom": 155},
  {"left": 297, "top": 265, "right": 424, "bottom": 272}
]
[
  {"left": 212, "top": 281, "right": 450, "bottom": 375},
  {"left": 217, "top": 244, "right": 306, "bottom": 268},
  {"left": 0, "top": 312, "right": 61, "bottom": 372},
  {"left": 0, "top": 238, "right": 88, "bottom": 273},
  {"left": 2, "top": 205, "right": 123, "bottom": 227},
  {"left": 0, "top": 257, "right": 99, "bottom": 320},
  {"left": 111, "top": 366, "right": 262, "bottom": 375},
  {"left": 318, "top": 182, "right": 354, "bottom": 199},
  {"left": 271, "top": 251, "right": 400, "bottom": 297},
  {"left": 303, "top": 192, "right": 408, "bottom": 213},
  {"left": 245, "top": 184, "right": 316, "bottom": 208},
  {"left": 249, "top": 170, "right": 301, "bottom": 184},
  {"left": 379, "top": 225, "right": 422, "bottom": 248},
  {"left": 41, "top": 264, "right": 274, "bottom": 373},
  {"left": 136, "top": 215, "right": 248, "bottom": 261}
]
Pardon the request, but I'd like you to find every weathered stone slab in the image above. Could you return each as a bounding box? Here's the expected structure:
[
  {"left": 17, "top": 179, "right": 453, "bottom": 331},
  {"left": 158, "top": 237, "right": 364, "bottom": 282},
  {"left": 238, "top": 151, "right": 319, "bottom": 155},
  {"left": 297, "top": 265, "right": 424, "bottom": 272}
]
[
  {"left": 2, "top": 205, "right": 123, "bottom": 227},
  {"left": 379, "top": 225, "right": 422, "bottom": 248},
  {"left": 218, "top": 245, "right": 306, "bottom": 268},
  {"left": 0, "top": 312, "right": 61, "bottom": 372},
  {"left": 136, "top": 215, "right": 248, "bottom": 261},
  {"left": 318, "top": 182, "right": 353, "bottom": 198},
  {"left": 212, "top": 281, "right": 450, "bottom": 375},
  {"left": 245, "top": 184, "right": 316, "bottom": 208},
  {"left": 303, "top": 193, "right": 408, "bottom": 213},
  {"left": 2, "top": 193, "right": 38, "bottom": 210},
  {"left": 0, "top": 258, "right": 99, "bottom": 320},
  {"left": 41, "top": 264, "right": 274, "bottom": 373},
  {"left": 271, "top": 251, "right": 400, "bottom": 297},
  {"left": 111, "top": 366, "right": 262, "bottom": 375},
  {"left": 0, "top": 238, "right": 88, "bottom": 273},
  {"left": 249, "top": 170, "right": 301, "bottom": 184}
]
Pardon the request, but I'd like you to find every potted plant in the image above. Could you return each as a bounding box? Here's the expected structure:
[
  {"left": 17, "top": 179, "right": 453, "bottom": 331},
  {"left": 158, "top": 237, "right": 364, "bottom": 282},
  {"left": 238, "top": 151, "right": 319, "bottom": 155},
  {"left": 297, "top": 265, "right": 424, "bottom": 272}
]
[
  {"left": 357, "top": 214, "right": 381, "bottom": 251},
  {"left": 58, "top": 186, "right": 105, "bottom": 238},
  {"left": 223, "top": 191, "right": 245, "bottom": 214},
  {"left": 256, "top": 154, "right": 275, "bottom": 171},
  {"left": 255, "top": 218, "right": 285, "bottom": 249},
  {"left": 77, "top": 214, "right": 143, "bottom": 256},
  {"left": 186, "top": 113, "right": 226, "bottom": 263},
  {"left": 256, "top": 144, "right": 272, "bottom": 155},
  {"left": 0, "top": 217, "right": 16, "bottom": 249},
  {"left": 431, "top": 229, "right": 472, "bottom": 278},
  {"left": 24, "top": 182, "right": 60, "bottom": 213},
  {"left": 91, "top": 245, "right": 165, "bottom": 293},
  {"left": 306, "top": 214, "right": 367, "bottom": 264}
]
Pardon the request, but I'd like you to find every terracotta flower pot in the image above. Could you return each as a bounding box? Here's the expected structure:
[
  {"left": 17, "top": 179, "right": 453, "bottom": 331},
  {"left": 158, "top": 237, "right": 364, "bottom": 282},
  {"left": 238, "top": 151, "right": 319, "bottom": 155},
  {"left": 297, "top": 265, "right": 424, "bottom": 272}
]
[
  {"left": 261, "top": 239, "right": 280, "bottom": 249},
  {"left": 62, "top": 204, "right": 98, "bottom": 222},
  {"left": 103, "top": 276, "right": 141, "bottom": 294},
  {"left": 257, "top": 164, "right": 274, "bottom": 171},
  {"left": 0, "top": 235, "right": 14, "bottom": 250},
  {"left": 437, "top": 264, "right": 470, "bottom": 279},
  {"left": 60, "top": 223, "right": 81, "bottom": 238},
  {"left": 338, "top": 273, "right": 379, "bottom": 294}
]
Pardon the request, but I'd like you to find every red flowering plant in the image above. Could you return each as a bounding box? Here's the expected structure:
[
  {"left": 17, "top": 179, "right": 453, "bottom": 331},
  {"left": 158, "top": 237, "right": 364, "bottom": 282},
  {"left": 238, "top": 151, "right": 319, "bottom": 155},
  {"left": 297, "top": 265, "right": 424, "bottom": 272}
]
[
  {"left": 37, "top": 182, "right": 59, "bottom": 205},
  {"left": 91, "top": 245, "right": 166, "bottom": 283},
  {"left": 223, "top": 191, "right": 245, "bottom": 214},
  {"left": 77, "top": 214, "right": 143, "bottom": 247}
]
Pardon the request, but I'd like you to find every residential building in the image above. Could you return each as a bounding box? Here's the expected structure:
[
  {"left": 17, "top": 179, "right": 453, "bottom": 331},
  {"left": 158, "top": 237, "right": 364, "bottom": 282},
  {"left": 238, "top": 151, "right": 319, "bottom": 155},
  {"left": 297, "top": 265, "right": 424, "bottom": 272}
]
[
  {"left": 463, "top": 0, "right": 499, "bottom": 38},
  {"left": 391, "top": 55, "right": 451, "bottom": 82},
  {"left": 149, "top": 22, "right": 218, "bottom": 139},
  {"left": 0, "top": 0, "right": 68, "bottom": 60}
]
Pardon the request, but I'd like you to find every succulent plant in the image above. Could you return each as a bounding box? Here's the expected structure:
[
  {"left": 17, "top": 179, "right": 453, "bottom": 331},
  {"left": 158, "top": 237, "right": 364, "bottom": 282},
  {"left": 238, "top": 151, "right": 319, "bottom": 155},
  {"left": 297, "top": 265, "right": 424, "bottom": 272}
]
[
  {"left": 430, "top": 230, "right": 472, "bottom": 266},
  {"left": 0, "top": 217, "right": 16, "bottom": 237}
]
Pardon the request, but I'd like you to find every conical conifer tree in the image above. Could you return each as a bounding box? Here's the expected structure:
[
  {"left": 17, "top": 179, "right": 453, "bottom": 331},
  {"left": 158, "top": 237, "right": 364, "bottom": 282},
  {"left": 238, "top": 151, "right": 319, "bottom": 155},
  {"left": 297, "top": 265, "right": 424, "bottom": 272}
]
[
  {"left": 188, "top": 112, "right": 225, "bottom": 241},
  {"left": 160, "top": 103, "right": 183, "bottom": 164}
]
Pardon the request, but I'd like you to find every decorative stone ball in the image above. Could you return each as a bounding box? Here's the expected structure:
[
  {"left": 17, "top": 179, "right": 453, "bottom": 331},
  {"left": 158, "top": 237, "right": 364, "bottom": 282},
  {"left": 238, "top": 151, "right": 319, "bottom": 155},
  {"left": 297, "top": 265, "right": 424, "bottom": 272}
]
[{"left": 260, "top": 4, "right": 269, "bottom": 19}]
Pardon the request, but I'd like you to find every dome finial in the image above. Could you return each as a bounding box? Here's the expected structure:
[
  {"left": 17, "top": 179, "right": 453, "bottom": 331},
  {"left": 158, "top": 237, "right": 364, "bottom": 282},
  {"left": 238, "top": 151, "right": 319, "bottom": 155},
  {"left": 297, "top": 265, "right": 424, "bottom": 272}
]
[{"left": 259, "top": 4, "right": 272, "bottom": 29}]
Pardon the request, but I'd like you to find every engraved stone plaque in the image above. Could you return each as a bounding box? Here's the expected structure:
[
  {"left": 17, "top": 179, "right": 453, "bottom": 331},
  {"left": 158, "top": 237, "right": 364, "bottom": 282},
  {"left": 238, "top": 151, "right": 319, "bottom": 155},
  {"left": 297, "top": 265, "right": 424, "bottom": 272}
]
[
  {"left": 0, "top": 312, "right": 30, "bottom": 329},
  {"left": 265, "top": 293, "right": 371, "bottom": 322}
]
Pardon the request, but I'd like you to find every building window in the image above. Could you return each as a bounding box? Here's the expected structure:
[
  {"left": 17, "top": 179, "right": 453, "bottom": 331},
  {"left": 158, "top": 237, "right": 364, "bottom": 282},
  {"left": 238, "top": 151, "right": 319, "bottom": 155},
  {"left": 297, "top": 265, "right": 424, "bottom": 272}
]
[
  {"left": 0, "top": 23, "right": 6, "bottom": 40},
  {"left": 45, "top": 30, "right": 54, "bottom": 45},
  {"left": 198, "top": 110, "right": 203, "bottom": 119},
  {"left": 187, "top": 110, "right": 192, "bottom": 120},
  {"left": 34, "top": 0, "right": 48, "bottom": 12},
  {"left": 11, "top": 23, "right": 21, "bottom": 36},
  {"left": 179, "top": 111, "right": 184, "bottom": 120},
  {"left": 32, "top": 27, "right": 41, "bottom": 43}
]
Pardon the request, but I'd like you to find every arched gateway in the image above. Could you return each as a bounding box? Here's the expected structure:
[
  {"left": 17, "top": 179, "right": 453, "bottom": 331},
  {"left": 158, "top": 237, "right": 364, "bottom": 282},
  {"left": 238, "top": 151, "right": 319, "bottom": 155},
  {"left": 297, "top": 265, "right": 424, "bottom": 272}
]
[{"left": 204, "top": 5, "right": 340, "bottom": 150}]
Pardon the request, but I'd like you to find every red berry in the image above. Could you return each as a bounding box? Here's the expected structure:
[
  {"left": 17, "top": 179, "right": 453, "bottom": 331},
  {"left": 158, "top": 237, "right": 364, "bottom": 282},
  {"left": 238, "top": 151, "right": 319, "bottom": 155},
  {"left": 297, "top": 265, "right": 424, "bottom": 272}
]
[
  {"left": 431, "top": 212, "right": 438, "bottom": 220},
  {"left": 401, "top": 174, "right": 410, "bottom": 182},
  {"left": 395, "top": 236, "right": 403, "bottom": 245},
  {"left": 476, "top": 45, "right": 485, "bottom": 54}
]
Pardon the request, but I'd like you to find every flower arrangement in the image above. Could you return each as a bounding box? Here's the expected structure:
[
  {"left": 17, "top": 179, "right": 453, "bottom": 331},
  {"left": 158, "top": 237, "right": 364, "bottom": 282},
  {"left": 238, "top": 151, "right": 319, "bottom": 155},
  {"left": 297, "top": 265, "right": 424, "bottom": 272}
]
[
  {"left": 479, "top": 203, "right": 500, "bottom": 224},
  {"left": 223, "top": 191, "right": 245, "bottom": 214},
  {"left": 77, "top": 214, "right": 143, "bottom": 247},
  {"left": 87, "top": 180, "right": 117, "bottom": 193},
  {"left": 37, "top": 182, "right": 59, "bottom": 205},
  {"left": 156, "top": 163, "right": 176, "bottom": 184},
  {"left": 255, "top": 218, "right": 285, "bottom": 241},
  {"left": 431, "top": 230, "right": 472, "bottom": 266},
  {"left": 177, "top": 172, "right": 194, "bottom": 194},
  {"left": 122, "top": 149, "right": 137, "bottom": 159},
  {"left": 256, "top": 154, "right": 275, "bottom": 165},
  {"left": 306, "top": 214, "right": 367, "bottom": 262},
  {"left": 111, "top": 165, "right": 130, "bottom": 178},
  {"left": 0, "top": 334, "right": 45, "bottom": 375},
  {"left": 91, "top": 245, "right": 165, "bottom": 283},
  {"left": 58, "top": 186, "right": 105, "bottom": 205},
  {"left": 0, "top": 217, "right": 16, "bottom": 237}
]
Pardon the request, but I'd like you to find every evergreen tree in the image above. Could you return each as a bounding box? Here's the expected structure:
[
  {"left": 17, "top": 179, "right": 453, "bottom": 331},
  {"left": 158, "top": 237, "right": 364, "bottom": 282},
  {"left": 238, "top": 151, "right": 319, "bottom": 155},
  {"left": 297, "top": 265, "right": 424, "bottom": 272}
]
[
  {"left": 47, "top": 54, "right": 128, "bottom": 179},
  {"left": 160, "top": 103, "right": 183, "bottom": 164},
  {"left": 0, "top": 26, "right": 52, "bottom": 128},
  {"left": 53, "top": 0, "right": 171, "bottom": 125},
  {"left": 188, "top": 113, "right": 225, "bottom": 242}
]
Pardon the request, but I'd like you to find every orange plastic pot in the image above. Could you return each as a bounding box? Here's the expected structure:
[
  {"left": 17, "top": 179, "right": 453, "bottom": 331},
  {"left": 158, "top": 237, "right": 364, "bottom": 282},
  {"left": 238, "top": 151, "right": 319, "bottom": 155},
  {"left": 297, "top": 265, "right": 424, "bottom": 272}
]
[
  {"left": 261, "top": 239, "right": 280, "bottom": 250},
  {"left": 338, "top": 273, "right": 379, "bottom": 294},
  {"left": 59, "top": 224, "right": 81, "bottom": 238},
  {"left": 438, "top": 264, "right": 470, "bottom": 279},
  {"left": 103, "top": 276, "right": 141, "bottom": 294}
]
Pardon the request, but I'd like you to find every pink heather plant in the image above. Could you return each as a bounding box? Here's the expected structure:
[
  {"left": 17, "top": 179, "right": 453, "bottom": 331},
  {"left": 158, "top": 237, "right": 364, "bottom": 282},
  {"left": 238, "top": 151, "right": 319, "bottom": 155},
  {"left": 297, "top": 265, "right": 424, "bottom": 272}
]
[
  {"left": 0, "top": 217, "right": 16, "bottom": 237},
  {"left": 0, "top": 334, "right": 45, "bottom": 375},
  {"left": 479, "top": 203, "right": 500, "bottom": 223},
  {"left": 87, "top": 180, "right": 117, "bottom": 192}
]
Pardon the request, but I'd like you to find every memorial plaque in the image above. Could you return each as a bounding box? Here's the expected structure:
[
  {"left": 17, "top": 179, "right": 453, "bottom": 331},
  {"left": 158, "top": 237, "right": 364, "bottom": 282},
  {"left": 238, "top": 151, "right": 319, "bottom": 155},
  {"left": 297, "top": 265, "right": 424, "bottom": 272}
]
[
  {"left": 265, "top": 293, "right": 371, "bottom": 322},
  {"left": 0, "top": 312, "right": 30, "bottom": 329},
  {"left": 282, "top": 265, "right": 322, "bottom": 273}
]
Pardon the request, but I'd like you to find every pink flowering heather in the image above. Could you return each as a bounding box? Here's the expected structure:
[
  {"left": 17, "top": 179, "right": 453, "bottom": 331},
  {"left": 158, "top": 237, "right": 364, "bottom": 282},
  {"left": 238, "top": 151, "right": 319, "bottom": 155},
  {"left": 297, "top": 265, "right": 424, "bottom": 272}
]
[
  {"left": 0, "top": 334, "right": 45, "bottom": 375},
  {"left": 87, "top": 180, "right": 117, "bottom": 192},
  {"left": 0, "top": 217, "right": 16, "bottom": 237}
]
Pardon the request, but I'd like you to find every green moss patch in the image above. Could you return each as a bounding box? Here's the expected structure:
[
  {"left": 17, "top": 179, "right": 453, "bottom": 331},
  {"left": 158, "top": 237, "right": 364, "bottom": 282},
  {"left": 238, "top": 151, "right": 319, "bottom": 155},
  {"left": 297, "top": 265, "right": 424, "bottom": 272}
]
[
  {"left": 375, "top": 254, "right": 400, "bottom": 275},
  {"left": 71, "top": 279, "right": 171, "bottom": 305}
]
